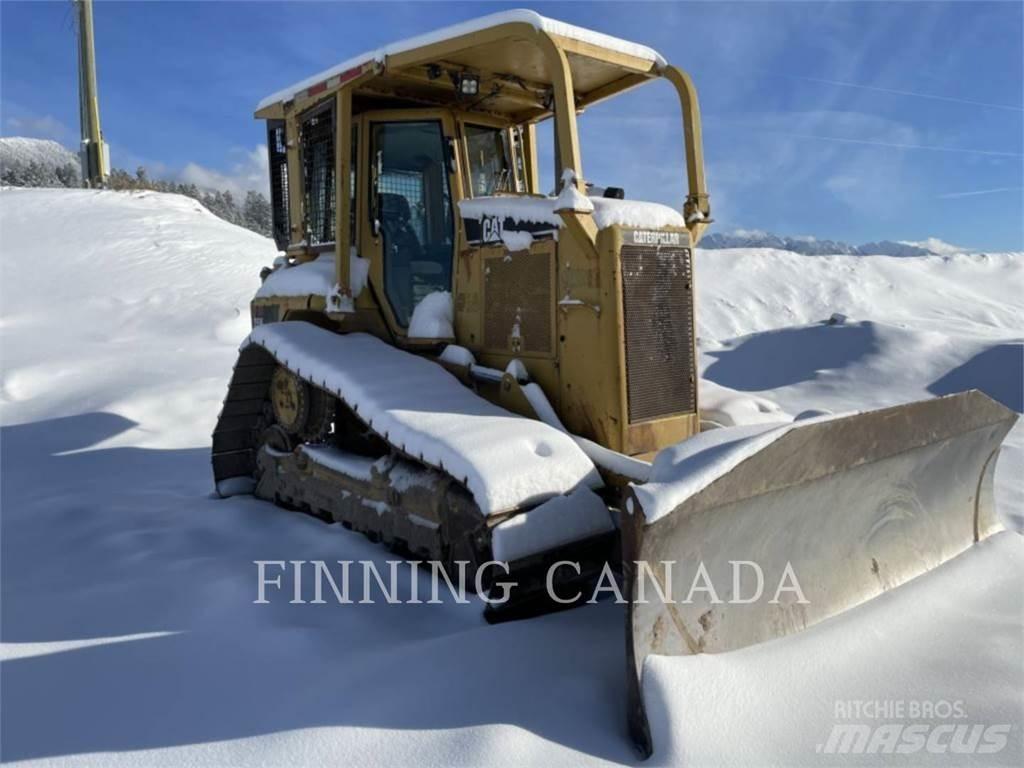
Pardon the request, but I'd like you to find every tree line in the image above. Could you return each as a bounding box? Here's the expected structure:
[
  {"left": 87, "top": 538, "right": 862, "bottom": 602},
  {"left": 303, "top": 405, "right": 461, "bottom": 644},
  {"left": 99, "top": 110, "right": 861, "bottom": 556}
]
[{"left": 1, "top": 161, "right": 272, "bottom": 239}]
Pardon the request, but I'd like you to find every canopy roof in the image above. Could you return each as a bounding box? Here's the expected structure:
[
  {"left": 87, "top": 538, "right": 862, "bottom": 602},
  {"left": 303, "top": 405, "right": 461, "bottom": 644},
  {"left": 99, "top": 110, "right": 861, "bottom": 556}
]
[{"left": 255, "top": 9, "right": 667, "bottom": 121}]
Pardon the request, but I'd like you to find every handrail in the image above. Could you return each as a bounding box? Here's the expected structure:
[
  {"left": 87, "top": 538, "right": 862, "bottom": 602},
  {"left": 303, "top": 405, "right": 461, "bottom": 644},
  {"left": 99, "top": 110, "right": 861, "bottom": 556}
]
[{"left": 660, "top": 65, "right": 711, "bottom": 244}]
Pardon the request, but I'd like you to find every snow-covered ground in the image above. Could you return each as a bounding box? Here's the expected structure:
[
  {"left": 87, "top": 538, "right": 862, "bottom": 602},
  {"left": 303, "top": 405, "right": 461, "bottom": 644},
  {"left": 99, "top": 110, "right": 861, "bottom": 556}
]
[{"left": 1, "top": 188, "right": 1020, "bottom": 766}]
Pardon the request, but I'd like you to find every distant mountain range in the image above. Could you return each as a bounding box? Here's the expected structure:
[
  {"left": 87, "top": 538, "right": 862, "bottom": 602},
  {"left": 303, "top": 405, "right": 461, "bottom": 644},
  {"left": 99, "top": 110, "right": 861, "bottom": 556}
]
[{"left": 699, "top": 230, "right": 958, "bottom": 257}]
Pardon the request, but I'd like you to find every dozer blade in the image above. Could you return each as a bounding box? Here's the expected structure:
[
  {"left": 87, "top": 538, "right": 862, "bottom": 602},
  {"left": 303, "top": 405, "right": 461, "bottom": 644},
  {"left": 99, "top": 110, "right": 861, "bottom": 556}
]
[{"left": 621, "top": 390, "right": 1017, "bottom": 758}]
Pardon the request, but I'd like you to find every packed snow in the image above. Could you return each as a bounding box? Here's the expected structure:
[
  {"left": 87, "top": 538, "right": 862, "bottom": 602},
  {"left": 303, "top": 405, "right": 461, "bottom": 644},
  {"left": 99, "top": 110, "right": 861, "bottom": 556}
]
[
  {"left": 301, "top": 444, "right": 378, "bottom": 482},
  {"left": 1, "top": 188, "right": 1021, "bottom": 766},
  {"left": 407, "top": 290, "right": 455, "bottom": 338},
  {"left": 439, "top": 343, "right": 477, "bottom": 368},
  {"left": 244, "top": 322, "right": 600, "bottom": 514},
  {"left": 257, "top": 9, "right": 664, "bottom": 111},
  {"left": 255, "top": 248, "right": 371, "bottom": 303},
  {"left": 555, "top": 169, "right": 595, "bottom": 214},
  {"left": 500, "top": 229, "right": 535, "bottom": 252},
  {"left": 491, "top": 487, "right": 614, "bottom": 563}
]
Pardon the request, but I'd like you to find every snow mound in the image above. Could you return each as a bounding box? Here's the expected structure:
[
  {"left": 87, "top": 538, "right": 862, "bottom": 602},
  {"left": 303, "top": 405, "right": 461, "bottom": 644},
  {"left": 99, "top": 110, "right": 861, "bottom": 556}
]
[
  {"left": 0, "top": 187, "right": 275, "bottom": 447},
  {"left": 407, "top": 290, "right": 454, "bottom": 338},
  {"left": 491, "top": 486, "right": 614, "bottom": 562}
]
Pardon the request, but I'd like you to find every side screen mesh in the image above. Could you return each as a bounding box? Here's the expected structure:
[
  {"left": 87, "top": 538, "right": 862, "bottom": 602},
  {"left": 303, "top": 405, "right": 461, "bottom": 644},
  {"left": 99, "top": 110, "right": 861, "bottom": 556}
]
[
  {"left": 267, "top": 121, "right": 290, "bottom": 250},
  {"left": 379, "top": 170, "right": 425, "bottom": 241},
  {"left": 301, "top": 109, "right": 335, "bottom": 245}
]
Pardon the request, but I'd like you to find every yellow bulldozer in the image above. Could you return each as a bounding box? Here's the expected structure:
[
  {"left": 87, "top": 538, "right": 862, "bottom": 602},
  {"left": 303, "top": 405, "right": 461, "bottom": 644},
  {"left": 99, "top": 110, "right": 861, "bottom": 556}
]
[{"left": 212, "top": 10, "right": 1017, "bottom": 757}]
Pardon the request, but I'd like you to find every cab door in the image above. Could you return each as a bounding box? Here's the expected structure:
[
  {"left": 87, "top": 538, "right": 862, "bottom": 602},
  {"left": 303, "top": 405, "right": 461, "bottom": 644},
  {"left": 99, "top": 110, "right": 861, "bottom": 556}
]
[{"left": 362, "top": 110, "right": 460, "bottom": 333}]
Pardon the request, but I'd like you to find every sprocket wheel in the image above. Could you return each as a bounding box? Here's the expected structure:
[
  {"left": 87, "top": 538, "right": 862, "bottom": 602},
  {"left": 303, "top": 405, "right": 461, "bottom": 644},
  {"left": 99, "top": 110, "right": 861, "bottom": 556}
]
[{"left": 269, "top": 365, "right": 334, "bottom": 441}]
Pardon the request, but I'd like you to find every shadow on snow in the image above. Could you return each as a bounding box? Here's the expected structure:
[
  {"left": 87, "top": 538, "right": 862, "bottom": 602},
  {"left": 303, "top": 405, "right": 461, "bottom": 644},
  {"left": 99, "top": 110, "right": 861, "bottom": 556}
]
[
  {"left": 928, "top": 342, "right": 1023, "bottom": 413},
  {"left": 1, "top": 413, "right": 636, "bottom": 764},
  {"left": 703, "top": 321, "right": 879, "bottom": 391}
]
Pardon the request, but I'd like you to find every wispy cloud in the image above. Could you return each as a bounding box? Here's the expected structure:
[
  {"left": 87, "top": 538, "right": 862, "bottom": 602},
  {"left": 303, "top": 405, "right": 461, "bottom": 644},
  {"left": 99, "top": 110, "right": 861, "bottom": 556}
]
[
  {"left": 708, "top": 116, "right": 1022, "bottom": 158},
  {"left": 1, "top": 103, "right": 71, "bottom": 142},
  {"left": 178, "top": 145, "right": 268, "bottom": 198},
  {"left": 770, "top": 131, "right": 1020, "bottom": 158},
  {"left": 790, "top": 76, "right": 1024, "bottom": 113},
  {"left": 937, "top": 187, "right": 1024, "bottom": 199}
]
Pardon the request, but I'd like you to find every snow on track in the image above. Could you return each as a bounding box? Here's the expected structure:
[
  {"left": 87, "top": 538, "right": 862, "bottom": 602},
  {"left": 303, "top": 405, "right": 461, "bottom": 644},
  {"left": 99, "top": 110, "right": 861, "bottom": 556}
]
[{"left": 246, "top": 322, "right": 599, "bottom": 515}]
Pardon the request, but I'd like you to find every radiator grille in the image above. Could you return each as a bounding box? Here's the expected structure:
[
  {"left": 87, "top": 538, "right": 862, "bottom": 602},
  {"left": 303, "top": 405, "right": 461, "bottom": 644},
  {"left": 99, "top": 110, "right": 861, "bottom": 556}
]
[
  {"left": 621, "top": 245, "right": 696, "bottom": 422},
  {"left": 484, "top": 249, "right": 552, "bottom": 354}
]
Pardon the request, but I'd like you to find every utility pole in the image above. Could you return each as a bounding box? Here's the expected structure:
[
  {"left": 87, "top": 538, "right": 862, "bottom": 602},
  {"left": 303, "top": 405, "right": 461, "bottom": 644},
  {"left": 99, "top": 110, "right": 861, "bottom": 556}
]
[{"left": 75, "top": 0, "right": 108, "bottom": 187}]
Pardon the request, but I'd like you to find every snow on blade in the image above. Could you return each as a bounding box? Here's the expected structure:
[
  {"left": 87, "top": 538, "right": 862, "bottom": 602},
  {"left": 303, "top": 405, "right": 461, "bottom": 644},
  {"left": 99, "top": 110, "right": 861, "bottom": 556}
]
[
  {"left": 699, "top": 379, "right": 793, "bottom": 429},
  {"left": 491, "top": 486, "right": 614, "bottom": 562},
  {"left": 256, "top": 10, "right": 665, "bottom": 111},
  {"left": 631, "top": 414, "right": 841, "bottom": 523},
  {"left": 245, "top": 322, "right": 600, "bottom": 515}
]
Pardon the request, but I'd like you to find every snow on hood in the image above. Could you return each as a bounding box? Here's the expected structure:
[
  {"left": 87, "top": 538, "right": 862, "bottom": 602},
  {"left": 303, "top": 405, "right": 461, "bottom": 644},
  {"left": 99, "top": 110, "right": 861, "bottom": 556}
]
[
  {"left": 257, "top": 10, "right": 665, "bottom": 111},
  {"left": 457, "top": 195, "right": 687, "bottom": 232},
  {"left": 255, "top": 249, "right": 370, "bottom": 301}
]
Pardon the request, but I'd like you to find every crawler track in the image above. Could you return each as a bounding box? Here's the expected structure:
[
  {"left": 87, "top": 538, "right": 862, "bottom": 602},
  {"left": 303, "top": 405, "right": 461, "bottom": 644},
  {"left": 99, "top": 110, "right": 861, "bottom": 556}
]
[{"left": 212, "top": 343, "right": 489, "bottom": 567}]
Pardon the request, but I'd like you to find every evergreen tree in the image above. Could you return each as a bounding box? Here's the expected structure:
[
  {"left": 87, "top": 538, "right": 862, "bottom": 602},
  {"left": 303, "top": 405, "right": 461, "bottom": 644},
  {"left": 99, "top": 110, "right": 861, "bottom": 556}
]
[
  {"left": 8, "top": 156, "right": 274, "bottom": 239},
  {"left": 243, "top": 190, "right": 272, "bottom": 236}
]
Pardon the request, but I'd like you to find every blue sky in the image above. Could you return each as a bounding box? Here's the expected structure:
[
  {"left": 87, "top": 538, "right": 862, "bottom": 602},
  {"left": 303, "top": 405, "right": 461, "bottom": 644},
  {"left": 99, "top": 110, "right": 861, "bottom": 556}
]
[{"left": 2, "top": 1, "right": 1021, "bottom": 250}]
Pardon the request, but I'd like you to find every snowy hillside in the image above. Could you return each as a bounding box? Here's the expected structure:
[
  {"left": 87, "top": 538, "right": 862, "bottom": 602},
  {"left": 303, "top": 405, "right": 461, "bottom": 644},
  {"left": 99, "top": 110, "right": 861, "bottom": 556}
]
[
  {"left": 0, "top": 188, "right": 273, "bottom": 446},
  {"left": 0, "top": 136, "right": 78, "bottom": 169},
  {"left": 1, "top": 188, "right": 1020, "bottom": 766},
  {"left": 0, "top": 137, "right": 80, "bottom": 183}
]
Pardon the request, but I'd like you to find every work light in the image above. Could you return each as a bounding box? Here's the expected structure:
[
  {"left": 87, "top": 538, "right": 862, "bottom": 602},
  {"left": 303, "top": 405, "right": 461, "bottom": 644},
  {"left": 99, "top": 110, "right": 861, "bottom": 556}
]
[{"left": 457, "top": 72, "right": 479, "bottom": 96}]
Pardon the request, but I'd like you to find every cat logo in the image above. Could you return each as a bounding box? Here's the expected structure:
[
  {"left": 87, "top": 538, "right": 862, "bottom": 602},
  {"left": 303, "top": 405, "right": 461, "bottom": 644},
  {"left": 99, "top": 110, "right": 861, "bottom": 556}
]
[{"left": 481, "top": 215, "right": 504, "bottom": 243}]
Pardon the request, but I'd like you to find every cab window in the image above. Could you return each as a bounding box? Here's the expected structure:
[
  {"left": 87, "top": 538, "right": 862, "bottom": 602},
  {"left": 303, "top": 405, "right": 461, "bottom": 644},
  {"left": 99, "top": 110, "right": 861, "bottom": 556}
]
[
  {"left": 465, "top": 124, "right": 514, "bottom": 196},
  {"left": 370, "top": 121, "right": 454, "bottom": 327}
]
